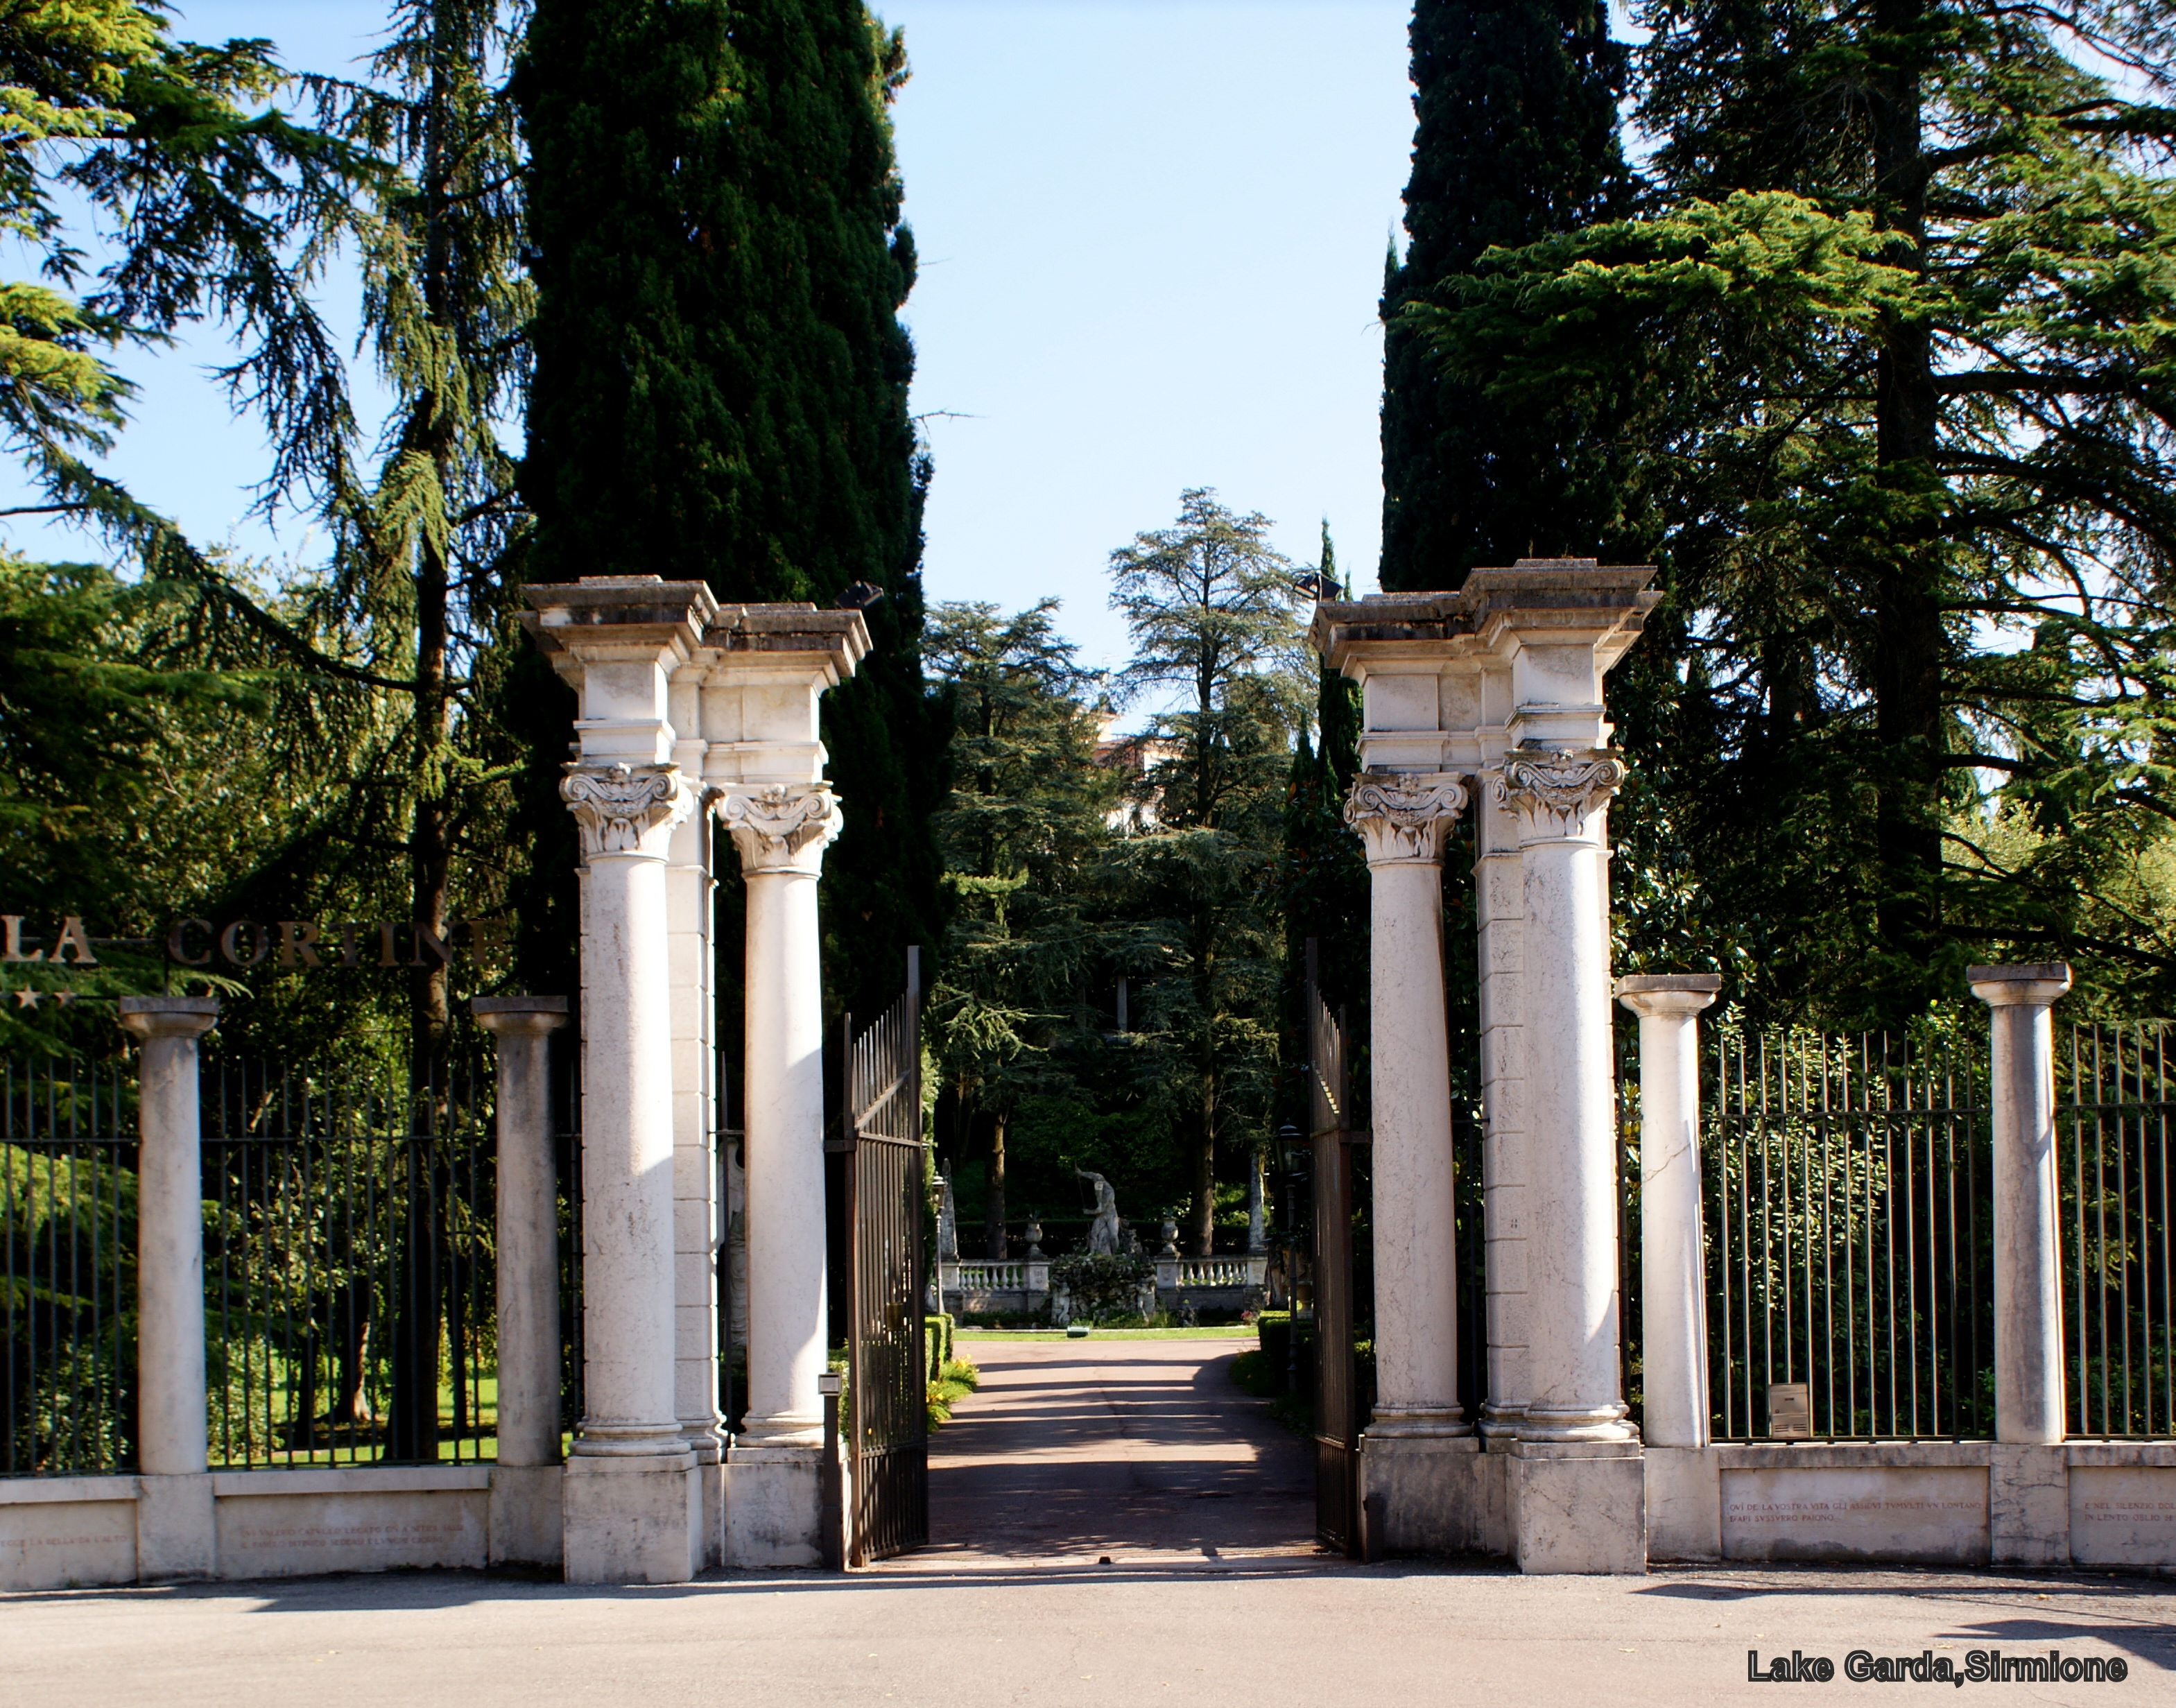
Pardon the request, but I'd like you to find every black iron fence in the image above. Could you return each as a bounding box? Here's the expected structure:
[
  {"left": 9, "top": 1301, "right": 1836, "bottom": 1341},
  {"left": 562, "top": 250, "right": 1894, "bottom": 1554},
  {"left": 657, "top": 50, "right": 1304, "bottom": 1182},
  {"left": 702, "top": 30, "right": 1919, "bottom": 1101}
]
[
  {"left": 2, "top": 1027, "right": 587, "bottom": 1479},
  {"left": 1703, "top": 1026, "right": 1994, "bottom": 1441},
  {"left": 2060, "top": 1021, "right": 2174, "bottom": 1438},
  {"left": 2, "top": 1054, "right": 135, "bottom": 1476},
  {"left": 201, "top": 1049, "right": 499, "bottom": 1468}
]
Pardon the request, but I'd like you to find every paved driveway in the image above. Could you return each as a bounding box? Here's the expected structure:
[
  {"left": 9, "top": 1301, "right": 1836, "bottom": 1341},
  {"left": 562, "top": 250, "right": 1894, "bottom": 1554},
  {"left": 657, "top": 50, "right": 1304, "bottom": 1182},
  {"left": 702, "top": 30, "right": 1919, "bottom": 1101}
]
[{"left": 3, "top": 1336, "right": 2168, "bottom": 1706}]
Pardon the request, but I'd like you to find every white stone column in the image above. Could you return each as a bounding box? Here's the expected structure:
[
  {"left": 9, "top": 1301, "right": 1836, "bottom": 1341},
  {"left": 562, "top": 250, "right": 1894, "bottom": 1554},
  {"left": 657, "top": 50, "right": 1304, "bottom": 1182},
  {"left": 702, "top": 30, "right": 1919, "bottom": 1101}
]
[
  {"left": 718, "top": 783, "right": 841, "bottom": 1565},
  {"left": 1472, "top": 770, "right": 1532, "bottom": 1440},
  {"left": 1495, "top": 750, "right": 1632, "bottom": 1444},
  {"left": 1615, "top": 976, "right": 1720, "bottom": 1450},
  {"left": 1494, "top": 748, "right": 1646, "bottom": 1574},
  {"left": 561, "top": 761, "right": 702, "bottom": 1582},
  {"left": 1971, "top": 963, "right": 2073, "bottom": 1446},
  {"left": 664, "top": 679, "right": 725, "bottom": 1564},
  {"left": 475, "top": 995, "right": 569, "bottom": 1567},
  {"left": 1344, "top": 772, "right": 1479, "bottom": 1551},
  {"left": 117, "top": 994, "right": 219, "bottom": 1581},
  {"left": 721, "top": 785, "right": 838, "bottom": 1441}
]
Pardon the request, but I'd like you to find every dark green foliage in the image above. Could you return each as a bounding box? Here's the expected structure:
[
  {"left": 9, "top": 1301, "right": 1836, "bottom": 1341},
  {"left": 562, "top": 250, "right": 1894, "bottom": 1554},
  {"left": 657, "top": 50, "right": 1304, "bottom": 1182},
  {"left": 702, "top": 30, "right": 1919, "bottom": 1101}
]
[
  {"left": 517, "top": 0, "right": 941, "bottom": 1025},
  {"left": 1408, "top": 0, "right": 2176, "bottom": 1022},
  {"left": 1378, "top": 0, "right": 1633, "bottom": 591}
]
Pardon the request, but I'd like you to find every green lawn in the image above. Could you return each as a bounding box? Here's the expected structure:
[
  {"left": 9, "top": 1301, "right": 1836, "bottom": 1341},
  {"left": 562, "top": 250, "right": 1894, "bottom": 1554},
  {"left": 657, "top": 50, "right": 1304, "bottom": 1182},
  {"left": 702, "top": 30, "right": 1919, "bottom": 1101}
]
[{"left": 953, "top": 1326, "right": 1254, "bottom": 1342}]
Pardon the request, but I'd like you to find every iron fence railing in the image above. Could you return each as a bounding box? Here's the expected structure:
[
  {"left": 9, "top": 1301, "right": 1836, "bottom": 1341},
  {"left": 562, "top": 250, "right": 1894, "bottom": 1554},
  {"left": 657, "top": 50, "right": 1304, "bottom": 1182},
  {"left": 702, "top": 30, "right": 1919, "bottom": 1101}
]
[
  {"left": 201, "top": 1050, "right": 499, "bottom": 1467},
  {"left": 1, "top": 1054, "right": 136, "bottom": 1476},
  {"left": 1706, "top": 1026, "right": 1994, "bottom": 1441},
  {"left": 2060, "top": 1021, "right": 2174, "bottom": 1438}
]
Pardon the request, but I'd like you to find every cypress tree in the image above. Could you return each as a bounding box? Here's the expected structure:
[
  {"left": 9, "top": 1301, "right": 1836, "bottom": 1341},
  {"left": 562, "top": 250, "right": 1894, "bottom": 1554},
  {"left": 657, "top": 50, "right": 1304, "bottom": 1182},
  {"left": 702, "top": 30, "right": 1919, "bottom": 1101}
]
[
  {"left": 1378, "top": 0, "right": 1632, "bottom": 590},
  {"left": 517, "top": 0, "right": 942, "bottom": 1022}
]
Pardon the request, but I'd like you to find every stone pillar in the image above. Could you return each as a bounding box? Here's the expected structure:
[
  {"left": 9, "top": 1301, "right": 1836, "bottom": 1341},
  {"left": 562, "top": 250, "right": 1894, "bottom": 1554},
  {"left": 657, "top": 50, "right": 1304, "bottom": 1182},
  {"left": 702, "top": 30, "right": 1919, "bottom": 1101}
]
[
  {"left": 1494, "top": 750, "right": 1645, "bottom": 1573},
  {"left": 718, "top": 783, "right": 841, "bottom": 1565},
  {"left": 1616, "top": 975, "right": 1720, "bottom": 1450},
  {"left": 474, "top": 995, "right": 570, "bottom": 1566},
  {"left": 1345, "top": 772, "right": 1479, "bottom": 1549},
  {"left": 561, "top": 763, "right": 702, "bottom": 1582},
  {"left": 1971, "top": 964, "right": 2073, "bottom": 1445},
  {"left": 1472, "top": 768, "right": 1532, "bottom": 1441},
  {"left": 664, "top": 675, "right": 725, "bottom": 1564},
  {"left": 118, "top": 995, "right": 219, "bottom": 1580},
  {"left": 1619, "top": 974, "right": 1723, "bottom": 1563}
]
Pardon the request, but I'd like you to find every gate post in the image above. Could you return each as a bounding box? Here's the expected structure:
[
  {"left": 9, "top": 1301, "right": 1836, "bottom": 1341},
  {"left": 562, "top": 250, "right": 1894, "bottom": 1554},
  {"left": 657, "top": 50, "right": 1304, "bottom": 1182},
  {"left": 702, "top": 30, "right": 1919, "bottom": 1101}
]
[
  {"left": 702, "top": 605, "right": 868, "bottom": 1568},
  {"left": 474, "top": 995, "right": 570, "bottom": 1566},
  {"left": 1971, "top": 964, "right": 2073, "bottom": 1446},
  {"left": 118, "top": 994, "right": 220, "bottom": 1581},
  {"left": 1618, "top": 974, "right": 1722, "bottom": 1562},
  {"left": 523, "top": 576, "right": 715, "bottom": 1585},
  {"left": 1343, "top": 773, "right": 1478, "bottom": 1548}
]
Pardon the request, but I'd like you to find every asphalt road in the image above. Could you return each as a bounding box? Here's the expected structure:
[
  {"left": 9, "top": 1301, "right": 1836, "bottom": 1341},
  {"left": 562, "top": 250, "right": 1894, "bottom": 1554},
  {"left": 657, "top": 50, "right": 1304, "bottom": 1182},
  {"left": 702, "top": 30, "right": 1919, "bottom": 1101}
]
[{"left": 3, "top": 1336, "right": 2168, "bottom": 1707}]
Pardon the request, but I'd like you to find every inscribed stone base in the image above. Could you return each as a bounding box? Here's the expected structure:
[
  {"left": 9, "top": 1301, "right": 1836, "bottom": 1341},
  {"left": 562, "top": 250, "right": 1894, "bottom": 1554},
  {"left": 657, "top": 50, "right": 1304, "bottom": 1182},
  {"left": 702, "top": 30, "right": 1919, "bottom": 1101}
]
[
  {"left": 2069, "top": 1466, "right": 2176, "bottom": 1568},
  {"left": 1989, "top": 1445, "right": 2068, "bottom": 1567},
  {"left": 1356, "top": 1431, "right": 1483, "bottom": 1553},
  {"left": 137, "top": 1472, "right": 215, "bottom": 1580},
  {"left": 216, "top": 1484, "right": 488, "bottom": 1579},
  {"left": 723, "top": 1443, "right": 834, "bottom": 1569},
  {"left": 490, "top": 1464, "right": 564, "bottom": 1567},
  {"left": 1645, "top": 1446, "right": 1721, "bottom": 1562},
  {"left": 1720, "top": 1465, "right": 1987, "bottom": 1564},
  {"left": 1508, "top": 1439, "right": 1646, "bottom": 1574},
  {"left": 0, "top": 1481, "right": 137, "bottom": 1591},
  {"left": 562, "top": 1449, "right": 700, "bottom": 1585}
]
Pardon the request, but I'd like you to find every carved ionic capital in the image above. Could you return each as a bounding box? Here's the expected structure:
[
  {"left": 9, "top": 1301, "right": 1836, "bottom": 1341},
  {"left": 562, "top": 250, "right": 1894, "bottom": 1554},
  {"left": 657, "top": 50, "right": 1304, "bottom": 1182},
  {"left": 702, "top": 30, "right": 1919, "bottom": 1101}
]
[
  {"left": 716, "top": 783, "right": 843, "bottom": 874},
  {"left": 1344, "top": 771, "right": 1469, "bottom": 867},
  {"left": 1491, "top": 748, "right": 1626, "bottom": 841},
  {"left": 561, "top": 763, "right": 696, "bottom": 861}
]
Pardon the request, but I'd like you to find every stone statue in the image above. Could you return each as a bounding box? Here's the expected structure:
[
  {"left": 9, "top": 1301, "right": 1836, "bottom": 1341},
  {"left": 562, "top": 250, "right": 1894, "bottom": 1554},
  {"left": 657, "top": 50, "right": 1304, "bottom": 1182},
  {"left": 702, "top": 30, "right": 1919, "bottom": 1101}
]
[
  {"left": 1077, "top": 1168, "right": 1121, "bottom": 1256},
  {"left": 936, "top": 1173, "right": 958, "bottom": 1263}
]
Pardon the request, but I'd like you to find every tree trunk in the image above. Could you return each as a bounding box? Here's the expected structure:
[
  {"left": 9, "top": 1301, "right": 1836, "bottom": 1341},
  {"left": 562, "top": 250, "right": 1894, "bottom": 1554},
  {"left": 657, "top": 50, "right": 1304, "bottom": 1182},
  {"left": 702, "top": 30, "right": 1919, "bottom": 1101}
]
[
  {"left": 1868, "top": 0, "right": 1945, "bottom": 1006},
  {"left": 985, "top": 1112, "right": 1007, "bottom": 1259}
]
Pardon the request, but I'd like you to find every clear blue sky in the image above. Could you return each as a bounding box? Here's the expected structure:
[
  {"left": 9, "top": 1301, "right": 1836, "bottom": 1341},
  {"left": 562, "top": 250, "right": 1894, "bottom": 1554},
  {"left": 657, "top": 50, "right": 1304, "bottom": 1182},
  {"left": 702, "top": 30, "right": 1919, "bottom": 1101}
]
[{"left": 16, "top": 1, "right": 1416, "bottom": 676}]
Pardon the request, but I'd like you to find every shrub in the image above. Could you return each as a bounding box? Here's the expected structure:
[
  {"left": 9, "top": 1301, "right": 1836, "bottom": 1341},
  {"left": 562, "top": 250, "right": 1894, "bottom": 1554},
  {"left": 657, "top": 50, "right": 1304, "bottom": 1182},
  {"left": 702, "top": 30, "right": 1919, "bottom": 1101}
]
[{"left": 1049, "top": 1252, "right": 1153, "bottom": 1323}]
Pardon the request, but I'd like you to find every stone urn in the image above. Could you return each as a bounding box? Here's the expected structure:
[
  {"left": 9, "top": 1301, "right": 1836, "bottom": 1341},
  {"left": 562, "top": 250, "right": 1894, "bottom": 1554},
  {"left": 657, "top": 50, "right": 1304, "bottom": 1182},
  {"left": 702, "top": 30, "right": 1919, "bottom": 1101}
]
[
  {"left": 1158, "top": 1216, "right": 1180, "bottom": 1259},
  {"left": 1024, "top": 1218, "right": 1046, "bottom": 1260}
]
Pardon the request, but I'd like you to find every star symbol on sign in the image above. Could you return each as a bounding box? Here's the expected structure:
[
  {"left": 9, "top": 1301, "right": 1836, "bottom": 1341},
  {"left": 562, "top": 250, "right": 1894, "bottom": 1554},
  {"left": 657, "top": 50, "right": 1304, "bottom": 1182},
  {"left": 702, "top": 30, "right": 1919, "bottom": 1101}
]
[
  {"left": 53, "top": 990, "right": 74, "bottom": 1006},
  {"left": 12, "top": 987, "right": 40, "bottom": 1009}
]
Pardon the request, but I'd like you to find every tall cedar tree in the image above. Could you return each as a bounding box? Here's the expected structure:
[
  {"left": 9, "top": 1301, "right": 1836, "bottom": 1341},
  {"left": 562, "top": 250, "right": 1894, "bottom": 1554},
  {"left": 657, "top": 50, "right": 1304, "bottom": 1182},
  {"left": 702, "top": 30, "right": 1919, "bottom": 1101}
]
[
  {"left": 517, "top": 0, "right": 942, "bottom": 1035},
  {"left": 1408, "top": 0, "right": 2176, "bottom": 1020},
  {"left": 1378, "top": 0, "right": 1632, "bottom": 591},
  {"left": 1107, "top": 491, "right": 1307, "bottom": 1254},
  {"left": 923, "top": 601, "right": 1114, "bottom": 1256}
]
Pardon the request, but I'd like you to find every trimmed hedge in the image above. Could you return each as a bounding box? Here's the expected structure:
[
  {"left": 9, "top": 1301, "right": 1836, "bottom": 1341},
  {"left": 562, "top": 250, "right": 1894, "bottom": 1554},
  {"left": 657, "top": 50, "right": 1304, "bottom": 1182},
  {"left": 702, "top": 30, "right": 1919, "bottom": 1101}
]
[{"left": 924, "top": 1313, "right": 953, "bottom": 1379}]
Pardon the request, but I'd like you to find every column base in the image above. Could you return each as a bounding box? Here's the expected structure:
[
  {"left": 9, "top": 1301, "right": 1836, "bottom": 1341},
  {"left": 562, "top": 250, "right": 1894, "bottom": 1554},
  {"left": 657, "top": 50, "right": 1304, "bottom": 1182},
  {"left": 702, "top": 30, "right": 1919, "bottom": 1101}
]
[
  {"left": 136, "top": 1472, "right": 215, "bottom": 1581},
  {"left": 1509, "top": 1438, "right": 1646, "bottom": 1574},
  {"left": 1990, "top": 1444, "right": 2069, "bottom": 1567},
  {"left": 724, "top": 1442, "right": 843, "bottom": 1568},
  {"left": 1643, "top": 1445, "right": 1720, "bottom": 1562},
  {"left": 1356, "top": 1428, "right": 1485, "bottom": 1553},
  {"left": 683, "top": 1427, "right": 727, "bottom": 1569},
  {"left": 489, "top": 1464, "right": 564, "bottom": 1568},
  {"left": 562, "top": 1449, "right": 700, "bottom": 1584}
]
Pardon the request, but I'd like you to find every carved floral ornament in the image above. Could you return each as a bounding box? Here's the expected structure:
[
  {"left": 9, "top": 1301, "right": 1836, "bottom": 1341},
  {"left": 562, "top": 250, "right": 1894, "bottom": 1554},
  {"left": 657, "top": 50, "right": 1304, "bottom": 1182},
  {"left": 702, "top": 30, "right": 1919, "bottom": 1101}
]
[
  {"left": 716, "top": 783, "right": 843, "bottom": 872},
  {"left": 1491, "top": 748, "right": 1627, "bottom": 839},
  {"left": 1343, "top": 771, "right": 1469, "bottom": 865},
  {"left": 560, "top": 762, "right": 697, "bottom": 859}
]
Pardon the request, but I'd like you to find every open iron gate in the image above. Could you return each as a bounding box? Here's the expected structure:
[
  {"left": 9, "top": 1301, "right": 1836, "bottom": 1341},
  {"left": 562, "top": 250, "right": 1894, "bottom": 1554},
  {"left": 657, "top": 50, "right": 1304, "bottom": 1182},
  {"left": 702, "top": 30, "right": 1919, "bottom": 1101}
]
[
  {"left": 1307, "top": 946, "right": 1372, "bottom": 1556},
  {"left": 836, "top": 948, "right": 929, "bottom": 1563}
]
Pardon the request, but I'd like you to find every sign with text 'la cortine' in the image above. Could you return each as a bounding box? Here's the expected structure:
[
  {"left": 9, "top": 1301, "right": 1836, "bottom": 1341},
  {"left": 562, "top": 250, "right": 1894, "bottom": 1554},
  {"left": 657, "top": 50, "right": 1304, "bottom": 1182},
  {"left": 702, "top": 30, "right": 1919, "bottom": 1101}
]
[{"left": 1, "top": 913, "right": 506, "bottom": 970}]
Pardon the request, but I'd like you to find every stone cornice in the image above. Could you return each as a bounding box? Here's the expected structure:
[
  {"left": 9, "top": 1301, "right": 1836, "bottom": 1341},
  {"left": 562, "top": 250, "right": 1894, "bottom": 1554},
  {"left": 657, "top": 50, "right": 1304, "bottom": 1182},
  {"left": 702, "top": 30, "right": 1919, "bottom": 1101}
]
[
  {"left": 716, "top": 783, "right": 843, "bottom": 874},
  {"left": 561, "top": 763, "right": 696, "bottom": 861},
  {"left": 1492, "top": 748, "right": 1626, "bottom": 841},
  {"left": 1344, "top": 771, "right": 1469, "bottom": 867}
]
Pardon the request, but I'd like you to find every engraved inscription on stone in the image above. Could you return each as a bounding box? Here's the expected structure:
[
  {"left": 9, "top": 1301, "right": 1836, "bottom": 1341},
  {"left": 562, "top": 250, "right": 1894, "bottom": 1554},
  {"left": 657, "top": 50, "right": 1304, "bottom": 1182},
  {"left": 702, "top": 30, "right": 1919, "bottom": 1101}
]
[
  {"left": 1721, "top": 1467, "right": 1990, "bottom": 1564},
  {"left": 214, "top": 1490, "right": 487, "bottom": 1580},
  {"left": 0, "top": 1499, "right": 137, "bottom": 1592},
  {"left": 2069, "top": 1466, "right": 2176, "bottom": 1567}
]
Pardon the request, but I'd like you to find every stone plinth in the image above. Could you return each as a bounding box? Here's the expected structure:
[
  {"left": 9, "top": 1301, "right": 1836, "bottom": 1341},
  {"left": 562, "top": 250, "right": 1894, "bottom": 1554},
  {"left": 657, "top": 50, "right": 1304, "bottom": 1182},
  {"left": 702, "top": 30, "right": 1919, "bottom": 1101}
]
[{"left": 1508, "top": 1438, "right": 1646, "bottom": 1573}]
